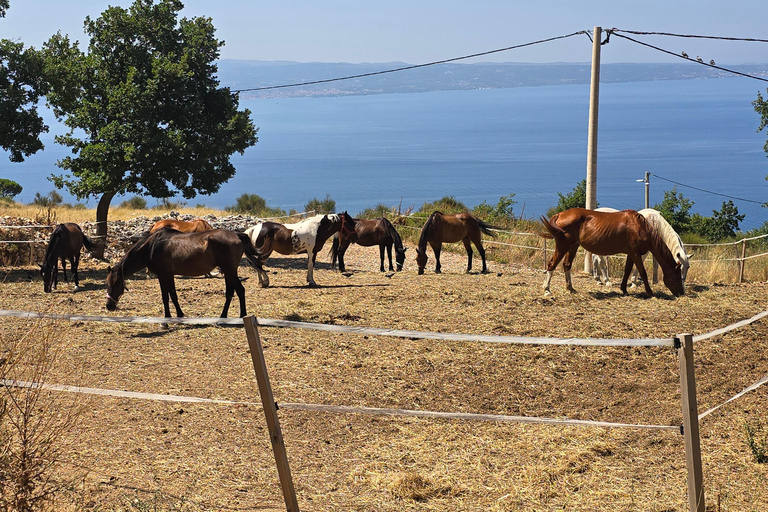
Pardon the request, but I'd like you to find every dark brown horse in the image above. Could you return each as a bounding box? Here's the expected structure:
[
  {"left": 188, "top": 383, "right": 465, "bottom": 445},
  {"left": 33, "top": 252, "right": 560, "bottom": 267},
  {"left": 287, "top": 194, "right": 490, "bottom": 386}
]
[
  {"left": 415, "top": 212, "right": 496, "bottom": 275},
  {"left": 244, "top": 212, "right": 356, "bottom": 287},
  {"left": 105, "top": 228, "right": 271, "bottom": 318},
  {"left": 149, "top": 218, "right": 214, "bottom": 234},
  {"left": 539, "top": 208, "right": 684, "bottom": 297},
  {"left": 330, "top": 217, "right": 407, "bottom": 272},
  {"left": 40, "top": 222, "right": 95, "bottom": 292}
]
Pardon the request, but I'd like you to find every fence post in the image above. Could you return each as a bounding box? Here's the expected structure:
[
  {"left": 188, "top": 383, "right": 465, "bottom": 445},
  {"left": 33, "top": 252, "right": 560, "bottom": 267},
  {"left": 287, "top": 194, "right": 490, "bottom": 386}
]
[
  {"left": 739, "top": 240, "right": 747, "bottom": 283},
  {"left": 676, "top": 333, "right": 705, "bottom": 512},
  {"left": 543, "top": 239, "right": 547, "bottom": 269},
  {"left": 243, "top": 316, "right": 300, "bottom": 512}
]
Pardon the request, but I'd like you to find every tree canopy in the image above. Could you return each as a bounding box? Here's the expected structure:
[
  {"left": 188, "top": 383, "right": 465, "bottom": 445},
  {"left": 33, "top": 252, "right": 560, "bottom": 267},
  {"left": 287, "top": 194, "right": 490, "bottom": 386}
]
[{"left": 42, "top": 0, "right": 258, "bottom": 247}]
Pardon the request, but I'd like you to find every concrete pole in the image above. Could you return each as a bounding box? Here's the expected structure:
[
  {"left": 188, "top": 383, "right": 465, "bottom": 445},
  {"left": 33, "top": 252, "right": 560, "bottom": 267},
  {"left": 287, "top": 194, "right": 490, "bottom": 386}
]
[
  {"left": 644, "top": 171, "right": 650, "bottom": 209},
  {"left": 584, "top": 26, "right": 601, "bottom": 274}
]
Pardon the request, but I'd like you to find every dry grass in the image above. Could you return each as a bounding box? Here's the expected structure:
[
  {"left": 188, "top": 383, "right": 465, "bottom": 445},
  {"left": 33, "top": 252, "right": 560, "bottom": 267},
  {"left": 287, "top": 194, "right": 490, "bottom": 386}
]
[{"left": 0, "top": 206, "right": 767, "bottom": 510}]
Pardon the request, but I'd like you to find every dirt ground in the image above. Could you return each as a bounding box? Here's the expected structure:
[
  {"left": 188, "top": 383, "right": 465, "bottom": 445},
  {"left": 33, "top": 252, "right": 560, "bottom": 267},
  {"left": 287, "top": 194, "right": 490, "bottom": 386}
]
[{"left": 1, "top": 240, "right": 767, "bottom": 511}]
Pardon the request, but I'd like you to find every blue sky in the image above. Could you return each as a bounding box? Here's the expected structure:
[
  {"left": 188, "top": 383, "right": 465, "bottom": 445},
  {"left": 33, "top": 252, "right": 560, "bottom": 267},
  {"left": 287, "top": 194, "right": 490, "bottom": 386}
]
[{"left": 2, "top": 0, "right": 767, "bottom": 65}]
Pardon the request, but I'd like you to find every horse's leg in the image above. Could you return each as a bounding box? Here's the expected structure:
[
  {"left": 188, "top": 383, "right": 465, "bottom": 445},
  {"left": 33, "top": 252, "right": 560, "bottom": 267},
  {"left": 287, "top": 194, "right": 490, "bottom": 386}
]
[
  {"left": 219, "top": 275, "right": 239, "bottom": 318},
  {"left": 462, "top": 239, "right": 473, "bottom": 273},
  {"left": 306, "top": 251, "right": 317, "bottom": 287},
  {"left": 159, "top": 275, "right": 184, "bottom": 317},
  {"left": 561, "top": 245, "right": 580, "bottom": 293},
  {"left": 380, "top": 244, "right": 387, "bottom": 272},
  {"left": 476, "top": 241, "right": 488, "bottom": 273},
  {"left": 72, "top": 254, "right": 80, "bottom": 289},
  {"left": 543, "top": 247, "right": 568, "bottom": 295},
  {"left": 234, "top": 277, "right": 247, "bottom": 317},
  {"left": 386, "top": 243, "right": 394, "bottom": 271},
  {"left": 631, "top": 253, "right": 654, "bottom": 297},
  {"left": 431, "top": 242, "right": 442, "bottom": 274},
  {"left": 60, "top": 257, "right": 68, "bottom": 283},
  {"left": 620, "top": 256, "right": 634, "bottom": 295},
  {"left": 338, "top": 243, "right": 347, "bottom": 273}
]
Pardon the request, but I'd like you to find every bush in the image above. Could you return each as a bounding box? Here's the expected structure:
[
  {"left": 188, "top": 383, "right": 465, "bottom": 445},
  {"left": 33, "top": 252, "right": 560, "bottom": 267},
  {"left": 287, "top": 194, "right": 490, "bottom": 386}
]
[
  {"left": 153, "top": 198, "right": 187, "bottom": 210},
  {"left": 120, "top": 196, "right": 148, "bottom": 209},
  {"left": 547, "top": 179, "right": 588, "bottom": 218},
  {"left": 472, "top": 194, "right": 517, "bottom": 226},
  {"left": 357, "top": 203, "right": 394, "bottom": 219},
  {"left": 227, "top": 193, "right": 286, "bottom": 217},
  {"left": 305, "top": 194, "right": 336, "bottom": 215},
  {"left": 419, "top": 196, "right": 467, "bottom": 214},
  {"left": 32, "top": 190, "right": 63, "bottom": 207}
]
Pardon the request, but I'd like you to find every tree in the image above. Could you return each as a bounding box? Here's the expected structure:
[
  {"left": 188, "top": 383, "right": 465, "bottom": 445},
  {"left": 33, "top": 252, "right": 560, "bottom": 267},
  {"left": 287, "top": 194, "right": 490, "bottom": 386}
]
[
  {"left": 305, "top": 194, "right": 336, "bottom": 214},
  {"left": 0, "top": 178, "right": 22, "bottom": 199},
  {"left": 754, "top": 91, "right": 768, "bottom": 198},
  {"left": 654, "top": 187, "right": 694, "bottom": 234},
  {"left": 701, "top": 200, "right": 745, "bottom": 241},
  {"left": 547, "top": 179, "right": 589, "bottom": 217},
  {"left": 42, "top": 0, "right": 258, "bottom": 253},
  {"left": 1, "top": 0, "right": 49, "bottom": 162}
]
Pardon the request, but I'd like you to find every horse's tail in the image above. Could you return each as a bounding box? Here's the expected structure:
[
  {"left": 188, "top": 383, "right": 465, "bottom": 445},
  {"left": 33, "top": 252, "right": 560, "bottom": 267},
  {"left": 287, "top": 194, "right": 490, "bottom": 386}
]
[
  {"left": 237, "top": 231, "right": 269, "bottom": 272},
  {"left": 418, "top": 211, "right": 440, "bottom": 249},
  {"left": 539, "top": 215, "right": 562, "bottom": 240},
  {"left": 82, "top": 232, "right": 95, "bottom": 252},
  {"left": 474, "top": 217, "right": 499, "bottom": 237},
  {"left": 329, "top": 233, "right": 340, "bottom": 269}
]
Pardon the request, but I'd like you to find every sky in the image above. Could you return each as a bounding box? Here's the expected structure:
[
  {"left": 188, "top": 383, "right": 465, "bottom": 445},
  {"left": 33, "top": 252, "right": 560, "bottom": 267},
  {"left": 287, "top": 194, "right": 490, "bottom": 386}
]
[{"left": 2, "top": 0, "right": 767, "bottom": 65}]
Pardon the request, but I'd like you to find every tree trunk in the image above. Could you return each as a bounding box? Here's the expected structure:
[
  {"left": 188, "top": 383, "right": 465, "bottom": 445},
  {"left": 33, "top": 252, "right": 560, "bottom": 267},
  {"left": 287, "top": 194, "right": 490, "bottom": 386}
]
[{"left": 93, "top": 191, "right": 115, "bottom": 260}]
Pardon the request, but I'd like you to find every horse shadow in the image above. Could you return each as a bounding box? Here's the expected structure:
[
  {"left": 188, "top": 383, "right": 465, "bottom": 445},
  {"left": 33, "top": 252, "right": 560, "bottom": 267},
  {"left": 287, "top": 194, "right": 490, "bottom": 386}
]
[{"left": 589, "top": 289, "right": 684, "bottom": 301}]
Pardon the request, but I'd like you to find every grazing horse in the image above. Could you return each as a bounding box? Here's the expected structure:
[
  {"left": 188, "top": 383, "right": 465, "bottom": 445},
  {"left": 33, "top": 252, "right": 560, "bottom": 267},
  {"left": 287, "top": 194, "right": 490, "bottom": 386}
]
[
  {"left": 245, "top": 212, "right": 356, "bottom": 287},
  {"left": 540, "top": 208, "right": 684, "bottom": 297},
  {"left": 40, "top": 222, "right": 95, "bottom": 293},
  {"left": 105, "top": 228, "right": 271, "bottom": 318},
  {"left": 591, "top": 208, "right": 690, "bottom": 292},
  {"left": 415, "top": 211, "right": 496, "bottom": 275},
  {"left": 330, "top": 217, "right": 407, "bottom": 272},
  {"left": 149, "top": 218, "right": 214, "bottom": 234}
]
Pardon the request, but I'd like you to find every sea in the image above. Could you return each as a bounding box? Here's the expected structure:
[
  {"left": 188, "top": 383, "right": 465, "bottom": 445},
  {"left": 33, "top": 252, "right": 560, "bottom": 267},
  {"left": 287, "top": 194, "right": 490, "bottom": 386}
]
[{"left": 3, "top": 76, "right": 768, "bottom": 230}]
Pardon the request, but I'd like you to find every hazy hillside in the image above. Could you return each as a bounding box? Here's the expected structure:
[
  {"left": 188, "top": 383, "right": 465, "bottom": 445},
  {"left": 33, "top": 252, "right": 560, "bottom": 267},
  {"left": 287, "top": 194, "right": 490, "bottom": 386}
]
[{"left": 216, "top": 60, "right": 768, "bottom": 99}]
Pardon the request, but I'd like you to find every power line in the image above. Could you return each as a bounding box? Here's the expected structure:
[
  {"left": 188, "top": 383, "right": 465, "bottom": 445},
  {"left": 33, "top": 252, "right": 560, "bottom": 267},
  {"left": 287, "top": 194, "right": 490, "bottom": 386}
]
[
  {"left": 650, "top": 173, "right": 766, "bottom": 205},
  {"left": 232, "top": 31, "right": 588, "bottom": 93},
  {"left": 607, "top": 31, "right": 768, "bottom": 83},
  {"left": 610, "top": 29, "right": 768, "bottom": 44}
]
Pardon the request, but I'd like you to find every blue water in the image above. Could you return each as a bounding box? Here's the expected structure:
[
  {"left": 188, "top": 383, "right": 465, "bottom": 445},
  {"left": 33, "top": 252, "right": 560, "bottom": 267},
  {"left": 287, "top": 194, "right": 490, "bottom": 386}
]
[{"left": 3, "top": 77, "right": 768, "bottom": 230}]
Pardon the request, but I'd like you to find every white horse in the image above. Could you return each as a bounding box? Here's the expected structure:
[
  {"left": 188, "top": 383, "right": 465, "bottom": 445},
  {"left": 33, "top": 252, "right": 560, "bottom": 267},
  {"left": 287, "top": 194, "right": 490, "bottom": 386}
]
[
  {"left": 245, "top": 212, "right": 356, "bottom": 287},
  {"left": 592, "top": 208, "right": 690, "bottom": 292}
]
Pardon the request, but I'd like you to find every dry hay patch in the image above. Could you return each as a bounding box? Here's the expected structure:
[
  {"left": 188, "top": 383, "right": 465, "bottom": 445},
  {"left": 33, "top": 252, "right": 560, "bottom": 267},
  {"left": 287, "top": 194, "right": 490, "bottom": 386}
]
[{"left": 0, "top": 239, "right": 767, "bottom": 510}]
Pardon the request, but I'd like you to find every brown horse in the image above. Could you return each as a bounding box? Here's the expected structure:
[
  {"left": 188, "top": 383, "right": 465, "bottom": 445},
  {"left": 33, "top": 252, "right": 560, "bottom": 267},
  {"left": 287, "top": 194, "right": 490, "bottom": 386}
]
[
  {"left": 40, "top": 222, "right": 95, "bottom": 292},
  {"left": 330, "top": 217, "right": 407, "bottom": 272},
  {"left": 149, "top": 218, "right": 214, "bottom": 234},
  {"left": 539, "top": 208, "right": 684, "bottom": 297},
  {"left": 244, "top": 212, "right": 356, "bottom": 287},
  {"left": 105, "top": 228, "right": 271, "bottom": 318},
  {"left": 415, "top": 211, "right": 496, "bottom": 275}
]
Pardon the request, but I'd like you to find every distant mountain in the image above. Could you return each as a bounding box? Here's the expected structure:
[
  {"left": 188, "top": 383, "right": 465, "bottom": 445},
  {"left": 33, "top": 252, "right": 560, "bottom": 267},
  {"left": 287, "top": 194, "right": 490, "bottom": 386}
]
[{"left": 216, "top": 60, "right": 768, "bottom": 99}]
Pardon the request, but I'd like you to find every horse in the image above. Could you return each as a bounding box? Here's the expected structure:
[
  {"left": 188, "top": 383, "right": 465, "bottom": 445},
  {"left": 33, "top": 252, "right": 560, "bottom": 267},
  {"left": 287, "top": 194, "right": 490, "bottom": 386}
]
[
  {"left": 149, "top": 218, "right": 214, "bottom": 234},
  {"left": 415, "top": 211, "right": 496, "bottom": 275},
  {"left": 540, "top": 208, "right": 684, "bottom": 297},
  {"left": 40, "top": 222, "right": 95, "bottom": 293},
  {"left": 330, "top": 217, "right": 407, "bottom": 272},
  {"left": 105, "top": 228, "right": 272, "bottom": 318},
  {"left": 591, "top": 208, "right": 691, "bottom": 293},
  {"left": 245, "top": 212, "right": 356, "bottom": 287}
]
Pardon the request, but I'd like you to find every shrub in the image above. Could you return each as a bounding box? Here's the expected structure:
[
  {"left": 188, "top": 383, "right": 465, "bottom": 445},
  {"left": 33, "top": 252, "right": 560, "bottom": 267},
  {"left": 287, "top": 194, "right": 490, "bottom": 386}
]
[
  {"left": 32, "top": 190, "right": 63, "bottom": 207},
  {"left": 547, "top": 179, "right": 588, "bottom": 218},
  {"left": 357, "top": 203, "right": 394, "bottom": 219},
  {"left": 120, "top": 196, "right": 148, "bottom": 209},
  {"left": 419, "top": 196, "right": 467, "bottom": 214},
  {"left": 227, "top": 193, "right": 286, "bottom": 217},
  {"left": 472, "top": 194, "right": 517, "bottom": 227},
  {"left": 305, "top": 194, "right": 336, "bottom": 214},
  {"left": 153, "top": 197, "right": 187, "bottom": 210}
]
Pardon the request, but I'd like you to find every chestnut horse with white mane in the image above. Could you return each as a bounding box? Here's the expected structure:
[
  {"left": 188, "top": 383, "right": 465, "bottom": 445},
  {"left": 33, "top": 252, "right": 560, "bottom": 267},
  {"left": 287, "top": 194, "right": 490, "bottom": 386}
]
[{"left": 540, "top": 208, "right": 684, "bottom": 297}]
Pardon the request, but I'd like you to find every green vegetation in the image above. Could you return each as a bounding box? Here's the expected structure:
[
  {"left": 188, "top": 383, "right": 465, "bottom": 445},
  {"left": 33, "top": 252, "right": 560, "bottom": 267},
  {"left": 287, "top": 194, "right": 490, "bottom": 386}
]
[
  {"left": 305, "top": 194, "right": 336, "bottom": 214},
  {"left": 119, "top": 195, "right": 148, "bottom": 209},
  {"left": 227, "top": 193, "right": 286, "bottom": 217},
  {"left": 0, "top": 178, "right": 22, "bottom": 199},
  {"left": 547, "top": 179, "right": 588, "bottom": 218},
  {"left": 654, "top": 188, "right": 745, "bottom": 242},
  {"left": 745, "top": 418, "right": 768, "bottom": 463},
  {"left": 356, "top": 203, "right": 395, "bottom": 219},
  {"left": 32, "top": 190, "right": 63, "bottom": 207},
  {"left": 419, "top": 196, "right": 467, "bottom": 214}
]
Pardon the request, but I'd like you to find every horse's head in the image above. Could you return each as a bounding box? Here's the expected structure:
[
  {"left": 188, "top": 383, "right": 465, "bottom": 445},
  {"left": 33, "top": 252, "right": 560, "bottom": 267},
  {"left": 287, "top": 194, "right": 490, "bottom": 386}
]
[
  {"left": 39, "top": 261, "right": 57, "bottom": 293},
  {"left": 395, "top": 247, "right": 407, "bottom": 271},
  {"left": 415, "top": 248, "right": 428, "bottom": 275},
  {"left": 339, "top": 211, "right": 357, "bottom": 239},
  {"left": 105, "top": 264, "right": 128, "bottom": 311},
  {"left": 663, "top": 263, "right": 685, "bottom": 297}
]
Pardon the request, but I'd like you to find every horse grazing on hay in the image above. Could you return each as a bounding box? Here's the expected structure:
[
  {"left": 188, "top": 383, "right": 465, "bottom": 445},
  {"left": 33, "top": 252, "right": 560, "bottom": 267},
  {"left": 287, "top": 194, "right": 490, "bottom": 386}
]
[
  {"left": 540, "top": 208, "right": 684, "bottom": 297},
  {"left": 149, "top": 218, "right": 214, "bottom": 234},
  {"left": 330, "top": 217, "right": 407, "bottom": 273},
  {"left": 245, "top": 212, "right": 356, "bottom": 287},
  {"left": 105, "top": 228, "right": 271, "bottom": 318},
  {"left": 591, "top": 208, "right": 691, "bottom": 293},
  {"left": 40, "top": 222, "right": 95, "bottom": 293},
  {"left": 415, "top": 211, "right": 496, "bottom": 275}
]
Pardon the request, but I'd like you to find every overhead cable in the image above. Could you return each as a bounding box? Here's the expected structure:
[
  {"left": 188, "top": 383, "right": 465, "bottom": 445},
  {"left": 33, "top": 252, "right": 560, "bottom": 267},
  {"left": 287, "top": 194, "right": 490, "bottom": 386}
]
[
  {"left": 232, "top": 31, "right": 588, "bottom": 93},
  {"left": 650, "top": 173, "right": 766, "bottom": 205},
  {"left": 607, "top": 31, "right": 768, "bottom": 83},
  {"left": 610, "top": 29, "right": 768, "bottom": 44}
]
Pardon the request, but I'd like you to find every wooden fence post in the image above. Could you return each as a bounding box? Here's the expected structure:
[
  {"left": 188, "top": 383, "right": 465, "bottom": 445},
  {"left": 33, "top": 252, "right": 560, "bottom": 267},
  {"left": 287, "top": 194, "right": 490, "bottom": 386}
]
[
  {"left": 676, "top": 333, "right": 705, "bottom": 512},
  {"left": 543, "top": 239, "right": 547, "bottom": 269},
  {"left": 739, "top": 240, "right": 747, "bottom": 283},
  {"left": 243, "top": 316, "right": 300, "bottom": 512}
]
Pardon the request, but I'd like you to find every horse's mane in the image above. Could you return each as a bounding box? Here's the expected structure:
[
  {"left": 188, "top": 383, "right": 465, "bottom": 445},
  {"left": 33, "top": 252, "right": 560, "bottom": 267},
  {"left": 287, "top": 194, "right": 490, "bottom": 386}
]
[
  {"left": 384, "top": 217, "right": 404, "bottom": 250},
  {"left": 637, "top": 213, "right": 676, "bottom": 267},
  {"left": 639, "top": 209, "right": 687, "bottom": 262},
  {"left": 418, "top": 211, "right": 440, "bottom": 250},
  {"left": 44, "top": 224, "right": 66, "bottom": 264}
]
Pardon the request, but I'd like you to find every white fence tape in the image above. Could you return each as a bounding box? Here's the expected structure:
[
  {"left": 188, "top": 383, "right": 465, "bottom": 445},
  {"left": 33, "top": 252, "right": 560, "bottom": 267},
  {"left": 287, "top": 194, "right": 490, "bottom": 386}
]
[
  {"left": 0, "top": 309, "right": 674, "bottom": 347},
  {"left": 697, "top": 374, "right": 768, "bottom": 422},
  {"left": 0, "top": 379, "right": 680, "bottom": 431}
]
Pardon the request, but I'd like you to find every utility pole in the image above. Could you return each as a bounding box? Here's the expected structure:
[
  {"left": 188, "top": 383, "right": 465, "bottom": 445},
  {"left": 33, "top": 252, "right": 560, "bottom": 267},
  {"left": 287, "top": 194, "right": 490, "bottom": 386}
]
[
  {"left": 643, "top": 171, "right": 650, "bottom": 209},
  {"left": 584, "top": 26, "right": 601, "bottom": 274}
]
